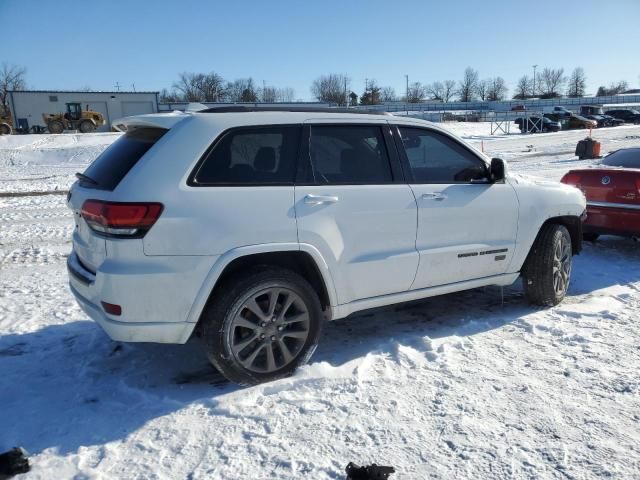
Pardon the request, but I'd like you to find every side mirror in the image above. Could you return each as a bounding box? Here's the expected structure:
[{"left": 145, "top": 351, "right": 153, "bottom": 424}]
[{"left": 490, "top": 158, "right": 505, "bottom": 182}]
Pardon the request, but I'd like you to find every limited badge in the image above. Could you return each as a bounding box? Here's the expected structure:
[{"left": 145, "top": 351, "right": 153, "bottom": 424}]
[{"left": 601, "top": 176, "right": 611, "bottom": 185}]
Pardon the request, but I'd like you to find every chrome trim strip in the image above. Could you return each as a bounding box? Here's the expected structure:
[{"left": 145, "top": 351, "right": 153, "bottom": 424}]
[{"left": 587, "top": 201, "right": 640, "bottom": 211}]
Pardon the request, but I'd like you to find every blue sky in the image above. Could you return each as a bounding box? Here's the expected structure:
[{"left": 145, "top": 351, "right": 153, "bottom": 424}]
[{"left": 2, "top": 0, "right": 639, "bottom": 99}]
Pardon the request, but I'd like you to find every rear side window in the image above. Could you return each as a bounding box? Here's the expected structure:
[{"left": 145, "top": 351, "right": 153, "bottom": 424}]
[
  {"left": 80, "top": 128, "right": 167, "bottom": 190},
  {"left": 399, "top": 127, "right": 488, "bottom": 183},
  {"left": 191, "top": 126, "right": 301, "bottom": 185},
  {"left": 307, "top": 125, "right": 392, "bottom": 184},
  {"left": 602, "top": 149, "right": 640, "bottom": 168}
]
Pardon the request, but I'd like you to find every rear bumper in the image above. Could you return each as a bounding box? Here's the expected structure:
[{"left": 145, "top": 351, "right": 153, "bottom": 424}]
[
  {"left": 66, "top": 251, "right": 213, "bottom": 343},
  {"left": 70, "top": 283, "right": 195, "bottom": 343},
  {"left": 584, "top": 202, "right": 640, "bottom": 236}
]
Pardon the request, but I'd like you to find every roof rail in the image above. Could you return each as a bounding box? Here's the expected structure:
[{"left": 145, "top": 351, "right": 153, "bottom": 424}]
[{"left": 198, "top": 105, "right": 392, "bottom": 115}]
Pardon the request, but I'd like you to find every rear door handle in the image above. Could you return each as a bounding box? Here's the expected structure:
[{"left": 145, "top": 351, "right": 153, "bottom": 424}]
[
  {"left": 304, "top": 194, "right": 339, "bottom": 205},
  {"left": 421, "top": 192, "right": 447, "bottom": 201}
]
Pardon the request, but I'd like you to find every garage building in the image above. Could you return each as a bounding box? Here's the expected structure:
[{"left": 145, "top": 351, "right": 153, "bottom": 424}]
[{"left": 7, "top": 90, "right": 159, "bottom": 132}]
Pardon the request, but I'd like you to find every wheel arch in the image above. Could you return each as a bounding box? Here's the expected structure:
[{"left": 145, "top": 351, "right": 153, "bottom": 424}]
[
  {"left": 521, "top": 215, "right": 583, "bottom": 273},
  {"left": 187, "top": 244, "right": 338, "bottom": 330}
]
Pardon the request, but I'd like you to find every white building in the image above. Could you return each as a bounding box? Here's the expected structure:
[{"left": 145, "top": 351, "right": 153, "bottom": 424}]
[{"left": 7, "top": 90, "right": 159, "bottom": 132}]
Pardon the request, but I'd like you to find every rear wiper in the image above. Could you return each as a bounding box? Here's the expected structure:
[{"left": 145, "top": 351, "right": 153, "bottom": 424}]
[{"left": 75, "top": 172, "right": 98, "bottom": 186}]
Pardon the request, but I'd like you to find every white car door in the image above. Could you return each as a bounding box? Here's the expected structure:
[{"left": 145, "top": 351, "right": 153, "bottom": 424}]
[
  {"left": 394, "top": 125, "right": 519, "bottom": 289},
  {"left": 295, "top": 121, "right": 419, "bottom": 304}
]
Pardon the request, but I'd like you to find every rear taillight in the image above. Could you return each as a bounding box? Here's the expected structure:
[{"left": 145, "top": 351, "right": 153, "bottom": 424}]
[
  {"left": 561, "top": 172, "right": 581, "bottom": 186},
  {"left": 81, "top": 200, "right": 163, "bottom": 237}
]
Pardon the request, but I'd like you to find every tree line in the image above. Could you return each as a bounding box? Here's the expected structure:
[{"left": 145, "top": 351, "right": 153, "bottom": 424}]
[
  {"left": 159, "top": 72, "right": 296, "bottom": 103},
  {"left": 0, "top": 62, "right": 637, "bottom": 114},
  {"left": 314, "top": 67, "right": 634, "bottom": 106}
]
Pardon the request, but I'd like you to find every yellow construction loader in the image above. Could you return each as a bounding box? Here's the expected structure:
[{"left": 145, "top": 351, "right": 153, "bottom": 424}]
[
  {"left": 0, "top": 111, "right": 12, "bottom": 135},
  {"left": 42, "top": 102, "right": 105, "bottom": 134}
]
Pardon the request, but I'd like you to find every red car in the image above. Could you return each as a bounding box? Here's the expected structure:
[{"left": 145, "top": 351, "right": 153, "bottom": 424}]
[{"left": 561, "top": 148, "right": 640, "bottom": 240}]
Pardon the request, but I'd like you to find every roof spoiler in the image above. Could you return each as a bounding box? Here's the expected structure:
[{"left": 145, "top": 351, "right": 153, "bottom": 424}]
[{"left": 111, "top": 111, "right": 189, "bottom": 132}]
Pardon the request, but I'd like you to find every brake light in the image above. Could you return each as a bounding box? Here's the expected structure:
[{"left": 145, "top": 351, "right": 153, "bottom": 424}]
[
  {"left": 561, "top": 172, "right": 581, "bottom": 186},
  {"left": 81, "top": 200, "right": 163, "bottom": 237}
]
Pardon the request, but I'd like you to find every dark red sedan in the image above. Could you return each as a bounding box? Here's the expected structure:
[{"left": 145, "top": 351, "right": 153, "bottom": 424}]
[{"left": 561, "top": 148, "right": 640, "bottom": 240}]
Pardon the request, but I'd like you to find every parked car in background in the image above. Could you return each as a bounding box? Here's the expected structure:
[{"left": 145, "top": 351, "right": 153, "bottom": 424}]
[
  {"left": 565, "top": 114, "right": 598, "bottom": 130},
  {"left": 542, "top": 106, "right": 572, "bottom": 118},
  {"left": 601, "top": 115, "right": 625, "bottom": 127},
  {"left": 583, "top": 114, "right": 608, "bottom": 128},
  {"left": 605, "top": 109, "right": 640, "bottom": 124},
  {"left": 66, "top": 107, "right": 586, "bottom": 385},
  {"left": 514, "top": 116, "right": 561, "bottom": 133},
  {"left": 561, "top": 148, "right": 640, "bottom": 241},
  {"left": 511, "top": 104, "right": 526, "bottom": 112}
]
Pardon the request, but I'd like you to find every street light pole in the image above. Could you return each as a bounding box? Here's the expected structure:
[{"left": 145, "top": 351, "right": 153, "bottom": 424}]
[{"left": 532, "top": 65, "right": 537, "bottom": 97}]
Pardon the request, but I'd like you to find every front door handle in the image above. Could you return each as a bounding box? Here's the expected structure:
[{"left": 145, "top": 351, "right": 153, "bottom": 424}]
[
  {"left": 304, "top": 194, "right": 339, "bottom": 205},
  {"left": 421, "top": 192, "right": 447, "bottom": 201}
]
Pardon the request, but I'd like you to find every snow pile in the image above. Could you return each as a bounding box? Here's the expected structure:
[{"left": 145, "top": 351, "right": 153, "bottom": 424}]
[{"left": 1, "top": 126, "right": 640, "bottom": 478}]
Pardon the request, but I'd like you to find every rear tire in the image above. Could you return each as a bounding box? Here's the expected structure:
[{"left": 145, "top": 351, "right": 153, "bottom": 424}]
[
  {"left": 48, "top": 120, "right": 64, "bottom": 134},
  {"left": 0, "top": 123, "right": 11, "bottom": 135},
  {"left": 583, "top": 232, "right": 599, "bottom": 242},
  {"left": 522, "top": 224, "right": 573, "bottom": 306},
  {"left": 79, "top": 120, "right": 95, "bottom": 133},
  {"left": 201, "top": 267, "right": 323, "bottom": 385}
]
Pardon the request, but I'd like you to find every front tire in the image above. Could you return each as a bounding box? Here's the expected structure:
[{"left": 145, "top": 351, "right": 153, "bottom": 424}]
[
  {"left": 522, "top": 224, "right": 573, "bottom": 306},
  {"left": 79, "top": 120, "right": 95, "bottom": 133},
  {"left": 202, "top": 267, "right": 323, "bottom": 385}
]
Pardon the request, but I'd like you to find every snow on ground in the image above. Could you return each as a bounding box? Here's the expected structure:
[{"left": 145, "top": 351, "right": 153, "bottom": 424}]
[{"left": 1, "top": 125, "right": 640, "bottom": 479}]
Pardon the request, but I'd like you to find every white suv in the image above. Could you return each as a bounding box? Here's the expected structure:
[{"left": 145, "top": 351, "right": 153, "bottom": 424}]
[{"left": 67, "top": 107, "right": 586, "bottom": 385}]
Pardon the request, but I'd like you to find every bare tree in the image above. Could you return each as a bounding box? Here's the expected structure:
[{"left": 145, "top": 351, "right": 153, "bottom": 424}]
[
  {"left": 513, "top": 75, "right": 533, "bottom": 99},
  {"left": 0, "top": 63, "right": 26, "bottom": 114},
  {"left": 381, "top": 86, "right": 396, "bottom": 102},
  {"left": 159, "top": 88, "right": 182, "bottom": 103},
  {"left": 566, "top": 68, "right": 587, "bottom": 98},
  {"left": 458, "top": 67, "right": 479, "bottom": 102},
  {"left": 539, "top": 67, "right": 566, "bottom": 98},
  {"left": 477, "top": 79, "right": 488, "bottom": 101},
  {"left": 261, "top": 86, "right": 278, "bottom": 103},
  {"left": 311, "top": 74, "right": 350, "bottom": 106},
  {"left": 277, "top": 87, "right": 295, "bottom": 102},
  {"left": 487, "top": 77, "right": 508, "bottom": 101},
  {"left": 596, "top": 80, "right": 629, "bottom": 96},
  {"left": 226, "top": 78, "right": 258, "bottom": 102},
  {"left": 172, "top": 72, "right": 226, "bottom": 102},
  {"left": 405, "top": 82, "right": 426, "bottom": 103},
  {"left": 442, "top": 80, "right": 456, "bottom": 102},
  {"left": 426, "top": 81, "right": 445, "bottom": 101}
]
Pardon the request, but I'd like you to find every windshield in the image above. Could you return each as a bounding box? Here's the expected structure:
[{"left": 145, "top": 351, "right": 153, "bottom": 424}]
[{"left": 602, "top": 149, "right": 640, "bottom": 168}]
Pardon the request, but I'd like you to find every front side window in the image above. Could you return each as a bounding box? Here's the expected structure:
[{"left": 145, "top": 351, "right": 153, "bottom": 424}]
[
  {"left": 307, "top": 125, "right": 392, "bottom": 184},
  {"left": 398, "top": 127, "right": 488, "bottom": 183},
  {"left": 192, "top": 126, "right": 301, "bottom": 185}
]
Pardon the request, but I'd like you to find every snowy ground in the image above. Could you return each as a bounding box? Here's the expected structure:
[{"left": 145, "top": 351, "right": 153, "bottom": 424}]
[{"left": 1, "top": 124, "right": 639, "bottom": 479}]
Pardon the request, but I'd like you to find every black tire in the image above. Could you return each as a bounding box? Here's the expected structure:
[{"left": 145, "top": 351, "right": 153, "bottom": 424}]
[
  {"left": 583, "top": 232, "right": 599, "bottom": 242},
  {"left": 201, "top": 267, "right": 323, "bottom": 385},
  {"left": 48, "top": 120, "right": 64, "bottom": 134},
  {"left": 79, "top": 120, "right": 95, "bottom": 133},
  {"left": 522, "top": 224, "right": 573, "bottom": 306},
  {"left": 0, "top": 123, "right": 11, "bottom": 135}
]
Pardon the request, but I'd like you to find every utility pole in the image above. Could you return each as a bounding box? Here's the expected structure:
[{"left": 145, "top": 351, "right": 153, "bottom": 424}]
[
  {"left": 532, "top": 65, "right": 537, "bottom": 97},
  {"left": 114, "top": 81, "right": 120, "bottom": 92},
  {"left": 131, "top": 83, "right": 136, "bottom": 92},
  {"left": 405, "top": 74, "right": 409, "bottom": 102},
  {"left": 344, "top": 77, "right": 347, "bottom": 106}
]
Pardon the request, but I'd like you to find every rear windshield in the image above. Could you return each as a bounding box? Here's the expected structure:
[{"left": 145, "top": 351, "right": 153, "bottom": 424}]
[
  {"left": 602, "top": 149, "right": 640, "bottom": 168},
  {"left": 79, "top": 128, "right": 167, "bottom": 190}
]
